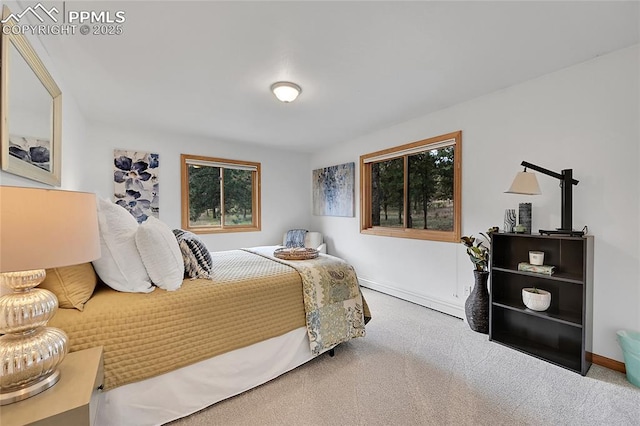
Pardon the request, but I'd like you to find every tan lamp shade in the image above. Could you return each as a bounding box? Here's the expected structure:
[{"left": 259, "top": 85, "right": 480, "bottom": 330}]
[
  {"left": 0, "top": 186, "right": 101, "bottom": 273},
  {"left": 505, "top": 171, "right": 542, "bottom": 195}
]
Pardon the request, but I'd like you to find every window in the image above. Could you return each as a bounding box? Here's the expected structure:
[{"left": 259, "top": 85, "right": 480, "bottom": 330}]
[
  {"left": 181, "top": 154, "right": 261, "bottom": 233},
  {"left": 360, "top": 131, "right": 461, "bottom": 242}
]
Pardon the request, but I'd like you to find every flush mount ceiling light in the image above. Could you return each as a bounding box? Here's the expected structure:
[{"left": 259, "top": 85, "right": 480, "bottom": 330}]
[{"left": 271, "top": 81, "right": 302, "bottom": 103}]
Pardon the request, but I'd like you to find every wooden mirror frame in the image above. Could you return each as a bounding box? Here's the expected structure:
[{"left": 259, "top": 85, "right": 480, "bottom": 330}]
[{"left": 1, "top": 6, "right": 62, "bottom": 186}]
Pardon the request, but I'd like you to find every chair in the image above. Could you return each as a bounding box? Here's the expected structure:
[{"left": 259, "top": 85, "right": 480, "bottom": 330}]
[{"left": 282, "top": 231, "right": 326, "bottom": 254}]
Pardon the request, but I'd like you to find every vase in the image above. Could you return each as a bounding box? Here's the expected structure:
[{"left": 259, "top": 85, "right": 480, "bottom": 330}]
[
  {"left": 504, "top": 209, "right": 516, "bottom": 233},
  {"left": 519, "top": 203, "right": 532, "bottom": 234},
  {"left": 465, "top": 270, "right": 489, "bottom": 334}
]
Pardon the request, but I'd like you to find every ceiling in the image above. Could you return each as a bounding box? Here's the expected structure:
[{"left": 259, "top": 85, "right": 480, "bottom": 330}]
[{"left": 32, "top": 1, "right": 640, "bottom": 153}]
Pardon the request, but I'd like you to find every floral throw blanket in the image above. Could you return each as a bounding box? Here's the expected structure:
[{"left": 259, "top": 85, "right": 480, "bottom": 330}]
[{"left": 245, "top": 247, "right": 366, "bottom": 355}]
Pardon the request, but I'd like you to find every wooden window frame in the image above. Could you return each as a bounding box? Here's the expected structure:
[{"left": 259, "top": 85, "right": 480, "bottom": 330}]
[
  {"left": 360, "top": 131, "right": 461, "bottom": 242},
  {"left": 181, "top": 154, "right": 261, "bottom": 234}
]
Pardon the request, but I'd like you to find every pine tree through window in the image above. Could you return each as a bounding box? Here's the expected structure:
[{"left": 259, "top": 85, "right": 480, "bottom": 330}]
[
  {"left": 361, "top": 131, "right": 461, "bottom": 242},
  {"left": 181, "top": 154, "right": 261, "bottom": 233}
]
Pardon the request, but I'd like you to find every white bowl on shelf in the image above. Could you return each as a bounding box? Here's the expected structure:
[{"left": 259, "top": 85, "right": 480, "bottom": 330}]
[{"left": 522, "top": 288, "right": 551, "bottom": 311}]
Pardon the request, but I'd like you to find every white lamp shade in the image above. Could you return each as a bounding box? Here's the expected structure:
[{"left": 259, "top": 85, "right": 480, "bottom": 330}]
[
  {"left": 271, "top": 82, "right": 301, "bottom": 103},
  {"left": 505, "top": 171, "right": 542, "bottom": 195},
  {"left": 0, "top": 186, "right": 101, "bottom": 272}
]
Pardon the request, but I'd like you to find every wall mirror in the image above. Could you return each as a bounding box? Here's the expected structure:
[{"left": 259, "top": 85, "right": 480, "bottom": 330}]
[{"left": 1, "top": 5, "right": 62, "bottom": 186}]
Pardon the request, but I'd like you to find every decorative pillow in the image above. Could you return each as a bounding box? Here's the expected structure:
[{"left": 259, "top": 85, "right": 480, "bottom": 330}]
[
  {"left": 40, "top": 263, "right": 97, "bottom": 311},
  {"left": 285, "top": 229, "right": 308, "bottom": 248},
  {"left": 92, "top": 198, "right": 154, "bottom": 293},
  {"left": 135, "top": 217, "right": 184, "bottom": 291},
  {"left": 172, "top": 229, "right": 213, "bottom": 279}
]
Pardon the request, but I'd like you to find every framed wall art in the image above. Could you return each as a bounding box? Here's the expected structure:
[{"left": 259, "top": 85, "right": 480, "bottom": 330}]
[
  {"left": 312, "top": 162, "right": 355, "bottom": 217},
  {"left": 114, "top": 150, "right": 159, "bottom": 223}
]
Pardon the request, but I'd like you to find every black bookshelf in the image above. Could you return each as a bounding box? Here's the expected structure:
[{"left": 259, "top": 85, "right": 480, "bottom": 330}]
[{"left": 489, "top": 233, "right": 594, "bottom": 375}]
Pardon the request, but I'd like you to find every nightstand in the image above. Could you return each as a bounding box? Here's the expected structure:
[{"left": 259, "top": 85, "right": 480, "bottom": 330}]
[{"left": 0, "top": 346, "right": 104, "bottom": 426}]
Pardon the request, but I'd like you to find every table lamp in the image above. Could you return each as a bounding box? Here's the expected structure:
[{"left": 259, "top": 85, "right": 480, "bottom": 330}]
[
  {"left": 0, "top": 186, "right": 100, "bottom": 405},
  {"left": 505, "top": 161, "right": 584, "bottom": 236}
]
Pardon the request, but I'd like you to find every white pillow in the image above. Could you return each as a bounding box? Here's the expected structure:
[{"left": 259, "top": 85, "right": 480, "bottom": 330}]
[
  {"left": 135, "top": 216, "right": 184, "bottom": 291},
  {"left": 92, "top": 198, "right": 154, "bottom": 293}
]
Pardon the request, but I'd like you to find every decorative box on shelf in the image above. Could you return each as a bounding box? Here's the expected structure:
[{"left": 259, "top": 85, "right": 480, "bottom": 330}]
[{"left": 517, "top": 262, "right": 555, "bottom": 275}]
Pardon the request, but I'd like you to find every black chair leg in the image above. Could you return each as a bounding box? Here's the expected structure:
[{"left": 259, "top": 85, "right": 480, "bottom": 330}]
[{"left": 328, "top": 348, "right": 335, "bottom": 357}]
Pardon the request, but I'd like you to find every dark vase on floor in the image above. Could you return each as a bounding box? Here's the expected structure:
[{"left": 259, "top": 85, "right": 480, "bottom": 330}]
[{"left": 465, "top": 270, "right": 489, "bottom": 334}]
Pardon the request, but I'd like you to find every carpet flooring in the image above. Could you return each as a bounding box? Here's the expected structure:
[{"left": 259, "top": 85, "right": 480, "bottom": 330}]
[{"left": 169, "top": 287, "right": 640, "bottom": 425}]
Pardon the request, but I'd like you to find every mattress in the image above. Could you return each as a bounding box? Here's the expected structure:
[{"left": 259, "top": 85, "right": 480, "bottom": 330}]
[{"left": 49, "top": 249, "right": 306, "bottom": 390}]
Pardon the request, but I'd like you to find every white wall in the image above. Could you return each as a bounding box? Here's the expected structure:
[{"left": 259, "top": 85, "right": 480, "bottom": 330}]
[
  {"left": 0, "top": 0, "right": 311, "bottom": 262},
  {"left": 80, "top": 122, "right": 311, "bottom": 251},
  {"left": 0, "top": 2, "right": 310, "bottom": 249},
  {"left": 311, "top": 45, "right": 640, "bottom": 362}
]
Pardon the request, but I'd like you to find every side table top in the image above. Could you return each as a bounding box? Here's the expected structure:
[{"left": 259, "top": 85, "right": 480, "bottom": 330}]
[{"left": 0, "top": 346, "right": 104, "bottom": 426}]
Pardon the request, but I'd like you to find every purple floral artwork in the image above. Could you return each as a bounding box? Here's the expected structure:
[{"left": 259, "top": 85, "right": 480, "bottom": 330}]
[{"left": 114, "top": 150, "right": 159, "bottom": 223}]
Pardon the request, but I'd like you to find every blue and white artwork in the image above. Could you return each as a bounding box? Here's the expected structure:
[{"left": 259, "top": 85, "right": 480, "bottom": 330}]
[
  {"left": 9, "top": 134, "right": 51, "bottom": 172},
  {"left": 114, "top": 150, "right": 159, "bottom": 223},
  {"left": 313, "top": 162, "right": 355, "bottom": 217}
]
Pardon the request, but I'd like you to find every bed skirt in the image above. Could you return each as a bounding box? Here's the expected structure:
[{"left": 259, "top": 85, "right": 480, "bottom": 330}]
[{"left": 94, "top": 327, "right": 316, "bottom": 426}]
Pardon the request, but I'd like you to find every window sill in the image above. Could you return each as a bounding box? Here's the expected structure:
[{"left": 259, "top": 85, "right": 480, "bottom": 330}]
[
  {"left": 360, "top": 227, "right": 459, "bottom": 243},
  {"left": 184, "top": 226, "right": 261, "bottom": 235}
]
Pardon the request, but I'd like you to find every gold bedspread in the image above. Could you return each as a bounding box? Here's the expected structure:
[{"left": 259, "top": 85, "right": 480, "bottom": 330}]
[{"left": 48, "top": 250, "right": 305, "bottom": 390}]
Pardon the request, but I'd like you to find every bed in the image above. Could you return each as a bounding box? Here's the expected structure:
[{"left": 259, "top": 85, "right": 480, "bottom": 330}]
[{"left": 47, "top": 246, "right": 370, "bottom": 426}]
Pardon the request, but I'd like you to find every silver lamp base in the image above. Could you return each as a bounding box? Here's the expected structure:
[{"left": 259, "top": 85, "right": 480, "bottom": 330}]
[
  {"left": 0, "top": 369, "right": 61, "bottom": 405},
  {"left": 0, "top": 270, "right": 69, "bottom": 405}
]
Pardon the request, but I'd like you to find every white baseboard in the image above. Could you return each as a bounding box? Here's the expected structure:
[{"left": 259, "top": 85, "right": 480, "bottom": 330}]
[{"left": 359, "top": 278, "right": 464, "bottom": 319}]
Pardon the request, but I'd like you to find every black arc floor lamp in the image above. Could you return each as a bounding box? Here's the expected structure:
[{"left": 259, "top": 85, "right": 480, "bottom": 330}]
[{"left": 506, "top": 161, "right": 584, "bottom": 236}]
